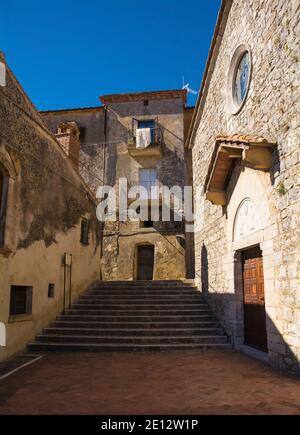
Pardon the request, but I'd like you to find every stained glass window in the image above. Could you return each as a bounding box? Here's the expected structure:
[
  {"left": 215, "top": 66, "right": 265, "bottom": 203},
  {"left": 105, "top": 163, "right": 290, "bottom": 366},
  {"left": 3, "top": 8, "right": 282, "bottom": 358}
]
[{"left": 234, "top": 51, "right": 250, "bottom": 105}]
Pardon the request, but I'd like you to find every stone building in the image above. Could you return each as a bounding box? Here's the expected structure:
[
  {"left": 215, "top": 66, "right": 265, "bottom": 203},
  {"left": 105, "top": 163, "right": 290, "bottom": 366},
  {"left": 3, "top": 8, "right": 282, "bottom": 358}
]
[
  {"left": 0, "top": 54, "right": 101, "bottom": 362},
  {"left": 42, "top": 91, "right": 194, "bottom": 281},
  {"left": 186, "top": 0, "right": 300, "bottom": 374}
]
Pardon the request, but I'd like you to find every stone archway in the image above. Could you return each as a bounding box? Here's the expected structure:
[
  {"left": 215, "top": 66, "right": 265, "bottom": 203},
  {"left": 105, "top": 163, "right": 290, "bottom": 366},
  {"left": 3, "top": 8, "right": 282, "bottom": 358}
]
[
  {"left": 233, "top": 198, "right": 262, "bottom": 242},
  {"left": 227, "top": 167, "right": 271, "bottom": 248}
]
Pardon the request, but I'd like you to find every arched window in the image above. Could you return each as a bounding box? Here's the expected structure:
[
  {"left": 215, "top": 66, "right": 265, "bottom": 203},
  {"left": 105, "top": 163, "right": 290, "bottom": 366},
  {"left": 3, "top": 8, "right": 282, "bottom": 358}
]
[{"left": 0, "top": 168, "right": 9, "bottom": 247}]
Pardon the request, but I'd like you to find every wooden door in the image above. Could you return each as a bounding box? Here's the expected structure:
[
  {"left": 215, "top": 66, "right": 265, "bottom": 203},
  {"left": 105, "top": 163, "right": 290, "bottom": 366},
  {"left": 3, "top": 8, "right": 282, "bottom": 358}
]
[
  {"left": 137, "top": 245, "right": 154, "bottom": 281},
  {"left": 242, "top": 246, "right": 268, "bottom": 352}
]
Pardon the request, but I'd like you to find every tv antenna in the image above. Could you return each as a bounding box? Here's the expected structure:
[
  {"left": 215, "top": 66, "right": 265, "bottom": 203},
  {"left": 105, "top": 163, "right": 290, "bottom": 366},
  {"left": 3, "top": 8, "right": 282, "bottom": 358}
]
[{"left": 182, "top": 76, "right": 198, "bottom": 95}]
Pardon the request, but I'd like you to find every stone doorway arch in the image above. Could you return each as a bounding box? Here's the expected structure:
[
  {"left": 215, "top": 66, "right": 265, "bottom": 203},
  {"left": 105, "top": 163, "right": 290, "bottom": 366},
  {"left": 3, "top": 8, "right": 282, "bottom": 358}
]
[{"left": 226, "top": 167, "right": 275, "bottom": 356}]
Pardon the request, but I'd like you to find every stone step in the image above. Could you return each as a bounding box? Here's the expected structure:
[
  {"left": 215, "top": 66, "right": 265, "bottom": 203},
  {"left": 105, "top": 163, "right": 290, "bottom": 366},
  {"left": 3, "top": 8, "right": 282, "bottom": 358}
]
[
  {"left": 71, "top": 306, "right": 208, "bottom": 312},
  {"left": 88, "top": 291, "right": 198, "bottom": 297},
  {"left": 69, "top": 303, "right": 208, "bottom": 309},
  {"left": 50, "top": 320, "right": 219, "bottom": 329},
  {"left": 93, "top": 281, "right": 195, "bottom": 287},
  {"left": 89, "top": 286, "right": 197, "bottom": 291},
  {"left": 79, "top": 293, "right": 206, "bottom": 303},
  {"left": 28, "top": 342, "right": 232, "bottom": 353},
  {"left": 35, "top": 334, "right": 228, "bottom": 345},
  {"left": 72, "top": 302, "right": 206, "bottom": 309},
  {"left": 43, "top": 327, "right": 224, "bottom": 337},
  {"left": 82, "top": 292, "right": 202, "bottom": 299},
  {"left": 64, "top": 309, "right": 210, "bottom": 316},
  {"left": 56, "top": 314, "right": 214, "bottom": 322},
  {"left": 87, "top": 292, "right": 199, "bottom": 298},
  {"left": 28, "top": 280, "right": 228, "bottom": 354}
]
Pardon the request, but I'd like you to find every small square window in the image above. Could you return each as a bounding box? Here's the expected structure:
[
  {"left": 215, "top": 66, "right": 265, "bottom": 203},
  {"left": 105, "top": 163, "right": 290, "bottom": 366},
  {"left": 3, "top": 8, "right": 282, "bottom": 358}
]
[
  {"left": 142, "top": 219, "right": 154, "bottom": 228},
  {"left": 10, "top": 286, "right": 33, "bottom": 316},
  {"left": 140, "top": 206, "right": 155, "bottom": 228},
  {"left": 48, "top": 283, "right": 55, "bottom": 298},
  {"left": 80, "top": 218, "right": 90, "bottom": 245},
  {"left": 144, "top": 100, "right": 149, "bottom": 106}
]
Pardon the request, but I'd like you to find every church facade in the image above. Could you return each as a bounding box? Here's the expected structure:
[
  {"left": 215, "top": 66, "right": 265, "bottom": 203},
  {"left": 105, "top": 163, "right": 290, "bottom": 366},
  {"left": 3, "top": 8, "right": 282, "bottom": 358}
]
[{"left": 186, "top": 0, "right": 300, "bottom": 374}]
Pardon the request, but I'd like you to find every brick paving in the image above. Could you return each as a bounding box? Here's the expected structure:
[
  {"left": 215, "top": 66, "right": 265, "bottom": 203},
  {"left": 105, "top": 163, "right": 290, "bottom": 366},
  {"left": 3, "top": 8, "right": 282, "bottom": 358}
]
[{"left": 0, "top": 350, "right": 299, "bottom": 415}]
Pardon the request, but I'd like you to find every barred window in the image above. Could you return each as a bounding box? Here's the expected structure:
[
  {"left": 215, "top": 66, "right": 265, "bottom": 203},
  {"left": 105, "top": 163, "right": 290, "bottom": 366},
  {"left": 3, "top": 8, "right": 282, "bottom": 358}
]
[
  {"left": 80, "top": 218, "right": 90, "bottom": 245},
  {"left": 10, "top": 286, "right": 33, "bottom": 316}
]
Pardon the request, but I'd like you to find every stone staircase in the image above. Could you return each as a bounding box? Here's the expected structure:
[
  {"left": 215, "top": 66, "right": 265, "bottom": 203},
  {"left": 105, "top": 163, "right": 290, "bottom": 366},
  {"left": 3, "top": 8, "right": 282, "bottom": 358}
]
[{"left": 28, "top": 281, "right": 231, "bottom": 352}]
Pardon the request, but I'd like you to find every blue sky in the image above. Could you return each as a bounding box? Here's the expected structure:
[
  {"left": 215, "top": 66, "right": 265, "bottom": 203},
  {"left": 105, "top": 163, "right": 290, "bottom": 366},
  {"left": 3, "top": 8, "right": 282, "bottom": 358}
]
[{"left": 1, "top": 0, "right": 221, "bottom": 110}]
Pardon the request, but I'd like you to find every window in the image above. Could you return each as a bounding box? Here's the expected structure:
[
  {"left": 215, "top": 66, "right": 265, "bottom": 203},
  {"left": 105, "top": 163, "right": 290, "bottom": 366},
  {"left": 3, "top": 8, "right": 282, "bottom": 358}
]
[
  {"left": 234, "top": 51, "right": 250, "bottom": 105},
  {"left": 48, "top": 283, "right": 55, "bottom": 298},
  {"left": 139, "top": 169, "right": 157, "bottom": 199},
  {"left": 10, "top": 286, "right": 33, "bottom": 316},
  {"left": 140, "top": 206, "right": 154, "bottom": 228},
  {"left": 143, "top": 100, "right": 149, "bottom": 106},
  {"left": 138, "top": 119, "right": 155, "bottom": 144},
  {"left": 227, "top": 44, "right": 252, "bottom": 115},
  {"left": 80, "top": 218, "right": 90, "bottom": 245},
  {"left": 0, "top": 169, "right": 9, "bottom": 247},
  {"left": 143, "top": 220, "right": 153, "bottom": 228}
]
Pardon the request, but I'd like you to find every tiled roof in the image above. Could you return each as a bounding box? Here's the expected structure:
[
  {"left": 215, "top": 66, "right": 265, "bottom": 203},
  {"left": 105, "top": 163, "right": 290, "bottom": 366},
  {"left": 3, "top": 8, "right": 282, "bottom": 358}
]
[
  {"left": 100, "top": 90, "right": 187, "bottom": 104},
  {"left": 40, "top": 106, "right": 103, "bottom": 114}
]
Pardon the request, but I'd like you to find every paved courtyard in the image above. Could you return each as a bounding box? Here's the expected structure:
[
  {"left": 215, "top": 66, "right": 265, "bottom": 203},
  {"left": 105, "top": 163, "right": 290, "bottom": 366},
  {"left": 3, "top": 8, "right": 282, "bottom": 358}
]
[{"left": 0, "top": 350, "right": 299, "bottom": 415}]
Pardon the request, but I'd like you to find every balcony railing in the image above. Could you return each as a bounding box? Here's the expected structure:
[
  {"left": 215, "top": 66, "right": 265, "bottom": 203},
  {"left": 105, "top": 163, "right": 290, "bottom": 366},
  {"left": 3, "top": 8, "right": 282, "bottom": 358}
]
[{"left": 127, "top": 126, "right": 163, "bottom": 157}]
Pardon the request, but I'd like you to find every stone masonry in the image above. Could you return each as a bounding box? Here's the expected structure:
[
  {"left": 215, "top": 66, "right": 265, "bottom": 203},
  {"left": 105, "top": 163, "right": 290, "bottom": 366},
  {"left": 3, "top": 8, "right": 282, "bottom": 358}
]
[
  {"left": 42, "top": 91, "right": 193, "bottom": 281},
  {"left": 187, "top": 0, "right": 300, "bottom": 374}
]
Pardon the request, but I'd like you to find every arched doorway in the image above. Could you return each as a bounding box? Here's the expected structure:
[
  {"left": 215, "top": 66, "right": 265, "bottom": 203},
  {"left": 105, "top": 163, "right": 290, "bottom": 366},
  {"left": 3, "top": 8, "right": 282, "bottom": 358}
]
[{"left": 231, "top": 193, "right": 270, "bottom": 353}]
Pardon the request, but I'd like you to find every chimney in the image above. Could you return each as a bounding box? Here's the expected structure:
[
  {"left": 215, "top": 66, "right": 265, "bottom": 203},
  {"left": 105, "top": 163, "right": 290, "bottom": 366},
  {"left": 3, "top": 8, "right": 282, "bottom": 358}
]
[{"left": 55, "top": 121, "right": 80, "bottom": 169}]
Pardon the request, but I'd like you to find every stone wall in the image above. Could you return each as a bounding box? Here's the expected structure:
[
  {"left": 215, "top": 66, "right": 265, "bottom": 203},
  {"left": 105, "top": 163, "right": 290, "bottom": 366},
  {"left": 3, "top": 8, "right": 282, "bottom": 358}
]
[
  {"left": 43, "top": 95, "right": 189, "bottom": 281},
  {"left": 0, "top": 63, "right": 101, "bottom": 362},
  {"left": 191, "top": 0, "right": 300, "bottom": 373},
  {"left": 42, "top": 107, "right": 106, "bottom": 193}
]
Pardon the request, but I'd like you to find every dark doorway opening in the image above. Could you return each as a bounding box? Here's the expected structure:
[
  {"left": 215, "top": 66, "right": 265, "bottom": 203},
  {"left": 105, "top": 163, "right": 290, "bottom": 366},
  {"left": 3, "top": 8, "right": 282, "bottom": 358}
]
[
  {"left": 242, "top": 246, "right": 268, "bottom": 352},
  {"left": 137, "top": 245, "right": 154, "bottom": 281}
]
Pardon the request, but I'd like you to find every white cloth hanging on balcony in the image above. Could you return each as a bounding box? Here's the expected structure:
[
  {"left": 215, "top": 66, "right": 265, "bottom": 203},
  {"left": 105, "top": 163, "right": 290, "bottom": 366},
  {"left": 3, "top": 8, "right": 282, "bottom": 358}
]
[{"left": 136, "top": 128, "right": 151, "bottom": 149}]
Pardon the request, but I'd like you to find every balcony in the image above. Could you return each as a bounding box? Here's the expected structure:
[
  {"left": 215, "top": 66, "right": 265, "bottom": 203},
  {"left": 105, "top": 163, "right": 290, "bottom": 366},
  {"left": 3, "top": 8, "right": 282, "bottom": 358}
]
[{"left": 127, "top": 125, "right": 163, "bottom": 157}]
